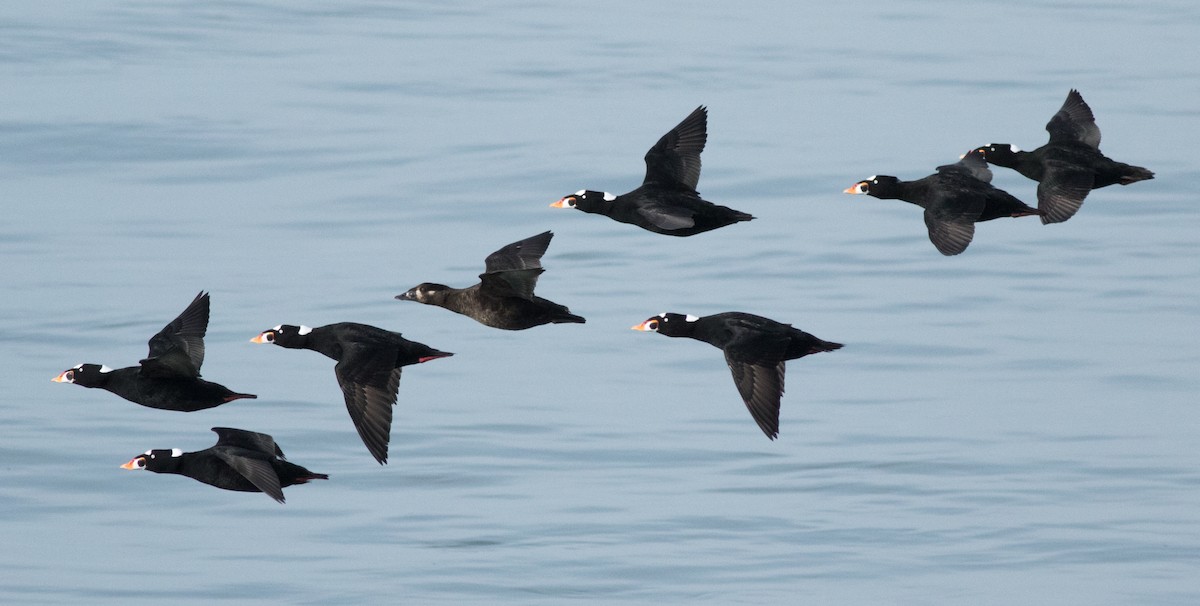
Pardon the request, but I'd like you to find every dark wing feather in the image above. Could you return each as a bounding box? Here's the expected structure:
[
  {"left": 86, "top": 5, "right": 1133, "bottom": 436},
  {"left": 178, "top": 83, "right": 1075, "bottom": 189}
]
[
  {"left": 479, "top": 231, "right": 553, "bottom": 299},
  {"left": 922, "top": 183, "right": 984, "bottom": 256},
  {"left": 211, "top": 427, "right": 285, "bottom": 458},
  {"left": 1037, "top": 159, "right": 1095, "bottom": 224},
  {"left": 483, "top": 231, "right": 552, "bottom": 273},
  {"left": 725, "top": 357, "right": 785, "bottom": 440},
  {"left": 923, "top": 213, "right": 976, "bottom": 256},
  {"left": 636, "top": 203, "right": 697, "bottom": 230},
  {"left": 213, "top": 447, "right": 285, "bottom": 503},
  {"left": 939, "top": 151, "right": 993, "bottom": 183},
  {"left": 643, "top": 105, "right": 707, "bottom": 190},
  {"left": 1045, "top": 89, "right": 1101, "bottom": 149},
  {"left": 479, "top": 268, "right": 544, "bottom": 300},
  {"left": 334, "top": 346, "right": 401, "bottom": 464},
  {"left": 720, "top": 319, "right": 792, "bottom": 439},
  {"left": 142, "top": 291, "right": 209, "bottom": 377}
]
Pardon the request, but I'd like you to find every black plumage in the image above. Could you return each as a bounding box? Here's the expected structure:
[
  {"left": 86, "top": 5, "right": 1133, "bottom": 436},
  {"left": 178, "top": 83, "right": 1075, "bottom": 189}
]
[
  {"left": 251, "top": 323, "right": 453, "bottom": 464},
  {"left": 120, "top": 427, "right": 328, "bottom": 504},
  {"left": 52, "top": 292, "right": 256, "bottom": 411},
  {"left": 396, "top": 230, "right": 585, "bottom": 330},
  {"left": 551, "top": 105, "right": 754, "bottom": 236},
  {"left": 973, "top": 89, "right": 1154, "bottom": 224},
  {"left": 633, "top": 312, "right": 842, "bottom": 439},
  {"left": 844, "top": 150, "right": 1042, "bottom": 255}
]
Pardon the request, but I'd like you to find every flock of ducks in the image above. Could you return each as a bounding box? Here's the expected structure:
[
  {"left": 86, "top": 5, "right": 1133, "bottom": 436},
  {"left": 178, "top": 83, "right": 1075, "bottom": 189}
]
[{"left": 53, "top": 90, "right": 1152, "bottom": 503}]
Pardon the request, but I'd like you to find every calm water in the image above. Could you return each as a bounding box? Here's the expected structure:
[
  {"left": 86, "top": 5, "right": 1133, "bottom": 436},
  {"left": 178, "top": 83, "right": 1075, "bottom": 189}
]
[{"left": 2, "top": 1, "right": 1198, "bottom": 604}]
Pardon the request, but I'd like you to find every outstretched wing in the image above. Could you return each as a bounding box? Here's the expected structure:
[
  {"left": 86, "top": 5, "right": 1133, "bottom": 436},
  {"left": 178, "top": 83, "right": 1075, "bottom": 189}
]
[
  {"left": 334, "top": 345, "right": 401, "bottom": 464},
  {"left": 212, "top": 427, "right": 285, "bottom": 458},
  {"left": 939, "top": 150, "right": 993, "bottom": 183},
  {"left": 922, "top": 179, "right": 985, "bottom": 256},
  {"left": 721, "top": 319, "right": 792, "bottom": 439},
  {"left": 643, "top": 105, "right": 707, "bottom": 190},
  {"left": 480, "top": 231, "right": 553, "bottom": 299},
  {"left": 1045, "top": 89, "right": 1101, "bottom": 149},
  {"left": 483, "top": 231, "right": 552, "bottom": 273},
  {"left": 141, "top": 291, "right": 210, "bottom": 377},
  {"left": 479, "top": 268, "right": 544, "bottom": 300},
  {"left": 923, "top": 211, "right": 977, "bottom": 256},
  {"left": 725, "top": 357, "right": 786, "bottom": 440},
  {"left": 1037, "top": 159, "right": 1095, "bottom": 224},
  {"left": 213, "top": 447, "right": 286, "bottom": 503}
]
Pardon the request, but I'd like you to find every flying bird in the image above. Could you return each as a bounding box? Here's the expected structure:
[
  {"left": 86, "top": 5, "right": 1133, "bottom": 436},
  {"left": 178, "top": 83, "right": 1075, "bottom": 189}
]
[
  {"left": 551, "top": 105, "right": 754, "bottom": 236},
  {"left": 52, "top": 291, "right": 256, "bottom": 411},
  {"left": 251, "top": 322, "right": 452, "bottom": 464},
  {"left": 972, "top": 89, "right": 1154, "bottom": 224},
  {"left": 121, "top": 427, "right": 327, "bottom": 504},
  {"left": 396, "top": 230, "right": 584, "bottom": 330},
  {"left": 633, "top": 311, "right": 842, "bottom": 439}
]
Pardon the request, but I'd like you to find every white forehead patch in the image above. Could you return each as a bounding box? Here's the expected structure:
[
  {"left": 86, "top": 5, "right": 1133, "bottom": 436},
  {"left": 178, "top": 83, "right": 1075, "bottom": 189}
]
[
  {"left": 72, "top": 363, "right": 84, "bottom": 370},
  {"left": 143, "top": 449, "right": 153, "bottom": 456},
  {"left": 867, "top": 175, "right": 878, "bottom": 181},
  {"left": 574, "top": 189, "right": 585, "bottom": 196},
  {"left": 685, "top": 314, "right": 699, "bottom": 322},
  {"left": 271, "top": 324, "right": 282, "bottom": 331},
  {"left": 298, "top": 325, "right": 313, "bottom": 335},
  {"left": 602, "top": 192, "right": 616, "bottom": 201},
  {"left": 99, "top": 365, "right": 114, "bottom": 373}
]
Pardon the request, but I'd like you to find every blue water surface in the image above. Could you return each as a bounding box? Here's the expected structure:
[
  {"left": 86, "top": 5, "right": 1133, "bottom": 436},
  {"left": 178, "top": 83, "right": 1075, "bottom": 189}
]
[{"left": 2, "top": 1, "right": 1198, "bottom": 604}]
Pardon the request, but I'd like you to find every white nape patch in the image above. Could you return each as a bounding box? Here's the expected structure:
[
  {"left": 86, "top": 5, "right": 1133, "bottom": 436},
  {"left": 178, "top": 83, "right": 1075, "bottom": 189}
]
[
  {"left": 685, "top": 314, "right": 699, "bottom": 322},
  {"left": 602, "top": 192, "right": 616, "bottom": 202},
  {"left": 170, "top": 448, "right": 183, "bottom": 458},
  {"left": 298, "top": 325, "right": 313, "bottom": 335},
  {"left": 1009, "top": 144, "right": 1022, "bottom": 152},
  {"left": 271, "top": 324, "right": 282, "bottom": 331},
  {"left": 99, "top": 365, "right": 114, "bottom": 373},
  {"left": 574, "top": 189, "right": 586, "bottom": 196}
]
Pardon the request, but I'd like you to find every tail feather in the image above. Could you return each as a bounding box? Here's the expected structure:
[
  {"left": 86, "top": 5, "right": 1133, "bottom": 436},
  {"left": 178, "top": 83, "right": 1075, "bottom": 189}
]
[
  {"left": 553, "top": 312, "right": 586, "bottom": 324},
  {"left": 812, "top": 340, "right": 844, "bottom": 354},
  {"left": 1120, "top": 165, "right": 1154, "bottom": 185}
]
